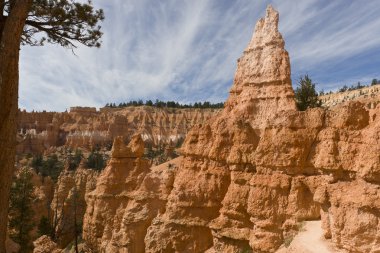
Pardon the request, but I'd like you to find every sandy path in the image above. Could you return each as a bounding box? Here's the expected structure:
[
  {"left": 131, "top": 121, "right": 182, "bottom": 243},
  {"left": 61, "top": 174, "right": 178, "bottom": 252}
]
[{"left": 276, "top": 220, "right": 341, "bottom": 253}]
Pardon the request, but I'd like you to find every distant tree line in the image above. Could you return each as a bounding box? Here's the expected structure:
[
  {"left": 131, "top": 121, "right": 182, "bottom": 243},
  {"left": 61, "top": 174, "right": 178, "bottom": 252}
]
[
  {"left": 319, "top": 78, "right": 380, "bottom": 95},
  {"left": 105, "top": 99, "right": 224, "bottom": 109}
]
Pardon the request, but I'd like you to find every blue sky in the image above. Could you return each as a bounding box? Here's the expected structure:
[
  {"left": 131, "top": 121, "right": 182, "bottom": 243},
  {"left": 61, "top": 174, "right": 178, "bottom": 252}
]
[{"left": 19, "top": 0, "right": 380, "bottom": 111}]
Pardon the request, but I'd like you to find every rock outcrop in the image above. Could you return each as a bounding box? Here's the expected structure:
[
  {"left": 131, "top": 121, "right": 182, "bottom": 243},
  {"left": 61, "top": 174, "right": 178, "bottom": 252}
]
[
  {"left": 82, "top": 135, "right": 151, "bottom": 251},
  {"left": 225, "top": 4, "right": 296, "bottom": 129},
  {"left": 74, "top": 5, "right": 380, "bottom": 253},
  {"left": 320, "top": 83, "right": 380, "bottom": 108},
  {"left": 82, "top": 133, "right": 182, "bottom": 252},
  {"left": 30, "top": 171, "right": 54, "bottom": 239},
  {"left": 142, "top": 6, "right": 303, "bottom": 253},
  {"left": 50, "top": 166, "right": 98, "bottom": 248},
  {"left": 33, "top": 235, "right": 61, "bottom": 253},
  {"left": 17, "top": 107, "right": 218, "bottom": 154}
]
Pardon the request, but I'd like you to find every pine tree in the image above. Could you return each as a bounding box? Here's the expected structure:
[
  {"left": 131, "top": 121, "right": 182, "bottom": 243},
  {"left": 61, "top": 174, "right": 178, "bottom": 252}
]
[
  {"left": 0, "top": 2, "right": 104, "bottom": 249},
  {"left": 8, "top": 169, "right": 35, "bottom": 253},
  {"left": 294, "top": 75, "right": 321, "bottom": 111},
  {"left": 37, "top": 216, "right": 52, "bottom": 237},
  {"left": 86, "top": 150, "right": 106, "bottom": 171},
  {"left": 68, "top": 149, "right": 83, "bottom": 171}
]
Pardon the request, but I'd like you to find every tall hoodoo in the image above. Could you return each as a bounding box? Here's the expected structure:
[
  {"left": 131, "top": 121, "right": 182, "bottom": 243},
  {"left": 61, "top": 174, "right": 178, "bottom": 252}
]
[
  {"left": 226, "top": 5, "right": 296, "bottom": 128},
  {"left": 142, "top": 6, "right": 301, "bottom": 253}
]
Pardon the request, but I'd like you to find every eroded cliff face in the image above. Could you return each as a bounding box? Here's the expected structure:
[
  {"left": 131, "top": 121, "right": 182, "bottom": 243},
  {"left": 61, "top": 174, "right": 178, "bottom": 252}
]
[
  {"left": 320, "top": 84, "right": 380, "bottom": 108},
  {"left": 17, "top": 107, "right": 218, "bottom": 154},
  {"left": 80, "top": 5, "right": 380, "bottom": 253},
  {"left": 83, "top": 135, "right": 150, "bottom": 251},
  {"left": 50, "top": 166, "right": 98, "bottom": 248},
  {"left": 143, "top": 6, "right": 302, "bottom": 252}
]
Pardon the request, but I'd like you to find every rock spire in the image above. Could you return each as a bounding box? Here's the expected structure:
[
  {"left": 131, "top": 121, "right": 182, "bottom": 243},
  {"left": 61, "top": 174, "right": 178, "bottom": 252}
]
[{"left": 225, "top": 5, "right": 296, "bottom": 129}]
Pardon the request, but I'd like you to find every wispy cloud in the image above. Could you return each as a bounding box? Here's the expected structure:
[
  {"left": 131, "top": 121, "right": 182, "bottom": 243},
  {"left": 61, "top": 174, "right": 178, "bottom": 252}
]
[{"left": 19, "top": 0, "right": 380, "bottom": 111}]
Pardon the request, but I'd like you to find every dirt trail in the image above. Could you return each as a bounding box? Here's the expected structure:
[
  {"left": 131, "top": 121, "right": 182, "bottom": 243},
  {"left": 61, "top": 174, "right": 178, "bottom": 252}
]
[{"left": 276, "top": 221, "right": 344, "bottom": 253}]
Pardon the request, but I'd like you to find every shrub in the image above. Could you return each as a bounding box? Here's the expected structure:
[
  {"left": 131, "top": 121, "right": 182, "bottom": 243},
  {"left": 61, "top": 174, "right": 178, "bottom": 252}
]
[
  {"left": 86, "top": 150, "right": 106, "bottom": 171},
  {"left": 67, "top": 149, "right": 83, "bottom": 171},
  {"left": 295, "top": 75, "right": 321, "bottom": 111},
  {"left": 31, "top": 154, "right": 63, "bottom": 182}
]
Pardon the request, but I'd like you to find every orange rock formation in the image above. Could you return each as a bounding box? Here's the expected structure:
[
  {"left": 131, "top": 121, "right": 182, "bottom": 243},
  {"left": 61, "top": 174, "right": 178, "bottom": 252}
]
[
  {"left": 17, "top": 107, "right": 217, "bottom": 154},
  {"left": 78, "top": 5, "right": 380, "bottom": 253},
  {"left": 50, "top": 167, "right": 98, "bottom": 248}
]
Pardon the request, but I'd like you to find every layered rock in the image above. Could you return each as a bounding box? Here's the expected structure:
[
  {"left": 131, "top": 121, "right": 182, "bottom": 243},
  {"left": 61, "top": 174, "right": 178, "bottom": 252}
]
[
  {"left": 33, "top": 235, "right": 61, "bottom": 253},
  {"left": 141, "top": 6, "right": 379, "bottom": 253},
  {"left": 82, "top": 134, "right": 182, "bottom": 252},
  {"left": 77, "top": 5, "right": 380, "bottom": 253},
  {"left": 50, "top": 166, "right": 98, "bottom": 248},
  {"left": 82, "top": 135, "right": 151, "bottom": 251},
  {"left": 320, "top": 83, "right": 380, "bottom": 108},
  {"left": 142, "top": 6, "right": 301, "bottom": 252},
  {"left": 30, "top": 171, "right": 54, "bottom": 239},
  {"left": 17, "top": 107, "right": 218, "bottom": 154},
  {"left": 225, "top": 4, "right": 296, "bottom": 129}
]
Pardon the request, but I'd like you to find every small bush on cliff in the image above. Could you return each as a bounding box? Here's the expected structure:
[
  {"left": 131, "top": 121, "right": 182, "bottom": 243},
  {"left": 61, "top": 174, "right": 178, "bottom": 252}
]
[
  {"left": 295, "top": 75, "right": 321, "bottom": 111},
  {"left": 86, "top": 151, "right": 106, "bottom": 171},
  {"left": 42, "top": 155, "right": 64, "bottom": 182},
  {"left": 67, "top": 149, "right": 83, "bottom": 171},
  {"left": 31, "top": 154, "right": 64, "bottom": 182}
]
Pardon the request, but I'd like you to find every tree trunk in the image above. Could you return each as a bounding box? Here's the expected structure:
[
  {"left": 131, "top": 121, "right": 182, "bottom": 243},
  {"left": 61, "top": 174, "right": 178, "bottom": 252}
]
[{"left": 0, "top": 1, "right": 32, "bottom": 252}]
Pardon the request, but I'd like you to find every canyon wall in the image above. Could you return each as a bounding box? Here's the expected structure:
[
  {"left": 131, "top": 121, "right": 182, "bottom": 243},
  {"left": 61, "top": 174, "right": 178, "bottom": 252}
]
[
  {"left": 50, "top": 166, "right": 98, "bottom": 248},
  {"left": 17, "top": 107, "right": 218, "bottom": 154},
  {"left": 83, "top": 135, "right": 168, "bottom": 252},
  {"left": 80, "top": 5, "right": 380, "bottom": 253}
]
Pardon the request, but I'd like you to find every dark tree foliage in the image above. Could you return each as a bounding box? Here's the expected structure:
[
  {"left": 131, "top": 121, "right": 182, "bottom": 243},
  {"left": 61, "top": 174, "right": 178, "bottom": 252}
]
[
  {"left": 0, "top": 1, "right": 104, "bottom": 251},
  {"left": 339, "top": 85, "right": 349, "bottom": 92},
  {"left": 294, "top": 75, "right": 321, "bottom": 111},
  {"left": 175, "top": 137, "right": 184, "bottom": 148},
  {"left": 8, "top": 169, "right": 35, "bottom": 253},
  {"left": 30, "top": 154, "right": 64, "bottom": 182},
  {"left": 37, "top": 216, "right": 52, "bottom": 237},
  {"left": 1, "top": 0, "right": 105, "bottom": 48},
  {"left": 372, "top": 79, "right": 379, "bottom": 86},
  {"left": 31, "top": 154, "right": 43, "bottom": 170},
  {"left": 105, "top": 100, "right": 224, "bottom": 109},
  {"left": 338, "top": 79, "right": 377, "bottom": 92},
  {"left": 67, "top": 149, "right": 83, "bottom": 171},
  {"left": 86, "top": 150, "right": 106, "bottom": 171}
]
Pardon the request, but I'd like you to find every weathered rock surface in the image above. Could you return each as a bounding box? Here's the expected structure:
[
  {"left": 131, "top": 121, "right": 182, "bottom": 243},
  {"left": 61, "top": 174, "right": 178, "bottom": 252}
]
[
  {"left": 225, "top": 4, "right": 296, "bottom": 130},
  {"left": 17, "top": 107, "right": 218, "bottom": 154},
  {"left": 320, "top": 83, "right": 380, "bottom": 108},
  {"left": 77, "top": 5, "right": 380, "bottom": 253},
  {"left": 83, "top": 135, "right": 152, "bottom": 251},
  {"left": 50, "top": 166, "right": 98, "bottom": 248},
  {"left": 33, "top": 235, "right": 61, "bottom": 253},
  {"left": 30, "top": 170, "right": 54, "bottom": 239}
]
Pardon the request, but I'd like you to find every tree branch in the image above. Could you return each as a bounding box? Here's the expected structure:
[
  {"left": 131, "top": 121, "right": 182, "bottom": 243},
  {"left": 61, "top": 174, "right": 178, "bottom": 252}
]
[{"left": 0, "top": 0, "right": 5, "bottom": 16}]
